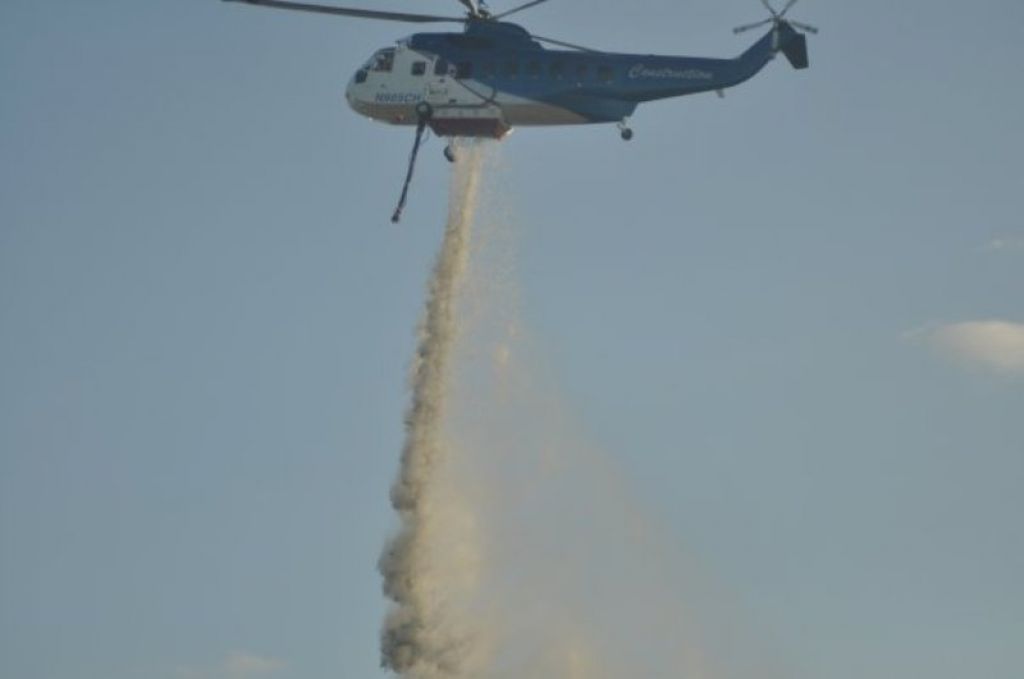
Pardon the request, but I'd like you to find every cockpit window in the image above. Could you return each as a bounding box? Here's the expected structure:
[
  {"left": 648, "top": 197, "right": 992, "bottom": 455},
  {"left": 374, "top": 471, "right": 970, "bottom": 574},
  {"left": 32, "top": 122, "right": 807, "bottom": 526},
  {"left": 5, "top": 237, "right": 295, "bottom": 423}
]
[{"left": 370, "top": 48, "right": 395, "bottom": 73}]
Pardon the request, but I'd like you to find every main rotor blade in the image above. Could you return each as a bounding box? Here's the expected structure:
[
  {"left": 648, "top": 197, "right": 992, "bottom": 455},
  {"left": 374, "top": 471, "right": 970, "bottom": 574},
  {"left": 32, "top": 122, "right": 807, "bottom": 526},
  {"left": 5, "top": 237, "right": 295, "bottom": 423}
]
[
  {"left": 494, "top": 0, "right": 552, "bottom": 20},
  {"left": 778, "top": 0, "right": 799, "bottom": 18},
  {"left": 457, "top": 0, "right": 479, "bottom": 16},
  {"left": 788, "top": 19, "right": 819, "bottom": 34},
  {"left": 532, "top": 33, "right": 602, "bottom": 53},
  {"left": 760, "top": 0, "right": 779, "bottom": 17},
  {"left": 222, "top": 0, "right": 465, "bottom": 23},
  {"left": 733, "top": 17, "right": 773, "bottom": 34}
]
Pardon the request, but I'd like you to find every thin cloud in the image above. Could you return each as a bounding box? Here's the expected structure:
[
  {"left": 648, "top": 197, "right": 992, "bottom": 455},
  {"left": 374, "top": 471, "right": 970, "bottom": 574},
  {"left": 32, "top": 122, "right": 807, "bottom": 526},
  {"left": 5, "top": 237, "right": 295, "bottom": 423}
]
[
  {"left": 926, "top": 320, "right": 1024, "bottom": 374},
  {"left": 223, "top": 653, "right": 284, "bottom": 677},
  {"left": 982, "top": 236, "right": 1024, "bottom": 252},
  {"left": 176, "top": 652, "right": 284, "bottom": 679}
]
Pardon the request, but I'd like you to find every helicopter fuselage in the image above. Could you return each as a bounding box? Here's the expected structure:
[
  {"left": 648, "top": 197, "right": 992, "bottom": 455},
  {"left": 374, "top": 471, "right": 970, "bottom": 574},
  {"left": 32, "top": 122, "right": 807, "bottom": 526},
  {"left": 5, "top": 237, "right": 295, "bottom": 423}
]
[
  {"left": 224, "top": 1, "right": 813, "bottom": 220},
  {"left": 344, "top": 20, "right": 789, "bottom": 139}
]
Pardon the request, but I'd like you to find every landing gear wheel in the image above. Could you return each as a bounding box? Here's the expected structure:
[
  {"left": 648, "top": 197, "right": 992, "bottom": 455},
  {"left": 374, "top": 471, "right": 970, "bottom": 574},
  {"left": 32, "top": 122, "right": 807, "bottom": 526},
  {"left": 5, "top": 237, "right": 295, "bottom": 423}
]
[
  {"left": 617, "top": 118, "right": 634, "bottom": 142},
  {"left": 414, "top": 102, "right": 433, "bottom": 121},
  {"left": 444, "top": 143, "right": 456, "bottom": 163}
]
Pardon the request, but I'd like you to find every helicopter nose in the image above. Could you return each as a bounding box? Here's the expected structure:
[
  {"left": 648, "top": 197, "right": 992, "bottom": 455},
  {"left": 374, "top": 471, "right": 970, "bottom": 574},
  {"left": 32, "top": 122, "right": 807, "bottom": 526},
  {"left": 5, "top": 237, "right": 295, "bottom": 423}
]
[
  {"left": 344, "top": 77, "right": 358, "bottom": 110},
  {"left": 345, "top": 70, "right": 368, "bottom": 113}
]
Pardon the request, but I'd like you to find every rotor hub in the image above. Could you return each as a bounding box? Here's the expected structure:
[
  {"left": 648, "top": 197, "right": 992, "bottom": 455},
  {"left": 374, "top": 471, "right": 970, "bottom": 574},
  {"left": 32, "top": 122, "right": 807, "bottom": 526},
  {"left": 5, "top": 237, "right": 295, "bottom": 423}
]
[{"left": 733, "top": 0, "right": 819, "bottom": 38}]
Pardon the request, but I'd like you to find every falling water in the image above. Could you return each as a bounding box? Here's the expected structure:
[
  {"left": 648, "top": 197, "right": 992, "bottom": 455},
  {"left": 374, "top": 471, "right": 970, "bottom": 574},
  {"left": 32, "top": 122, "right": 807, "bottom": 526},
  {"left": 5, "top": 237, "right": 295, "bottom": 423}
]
[
  {"left": 378, "top": 142, "right": 487, "bottom": 679},
  {"left": 377, "top": 142, "right": 732, "bottom": 679}
]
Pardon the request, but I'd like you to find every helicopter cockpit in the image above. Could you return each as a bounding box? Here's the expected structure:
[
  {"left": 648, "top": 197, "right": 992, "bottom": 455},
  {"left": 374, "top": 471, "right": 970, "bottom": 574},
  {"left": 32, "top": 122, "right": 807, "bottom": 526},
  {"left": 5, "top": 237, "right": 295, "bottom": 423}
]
[
  {"left": 346, "top": 43, "right": 434, "bottom": 125},
  {"left": 353, "top": 47, "right": 396, "bottom": 84}
]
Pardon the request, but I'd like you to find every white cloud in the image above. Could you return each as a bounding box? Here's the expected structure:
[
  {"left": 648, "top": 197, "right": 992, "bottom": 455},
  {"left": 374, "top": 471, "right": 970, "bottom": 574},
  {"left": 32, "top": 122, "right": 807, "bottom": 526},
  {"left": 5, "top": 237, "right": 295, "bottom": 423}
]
[
  {"left": 982, "top": 236, "right": 1024, "bottom": 252},
  {"left": 223, "top": 653, "right": 284, "bottom": 677},
  {"left": 926, "top": 320, "right": 1024, "bottom": 374},
  {"left": 176, "top": 652, "right": 284, "bottom": 679}
]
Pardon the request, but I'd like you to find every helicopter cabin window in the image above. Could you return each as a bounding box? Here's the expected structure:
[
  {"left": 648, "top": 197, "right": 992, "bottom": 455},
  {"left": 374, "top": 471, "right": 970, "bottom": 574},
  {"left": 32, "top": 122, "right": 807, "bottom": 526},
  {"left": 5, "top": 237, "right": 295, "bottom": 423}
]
[
  {"left": 503, "top": 61, "right": 519, "bottom": 78},
  {"left": 371, "top": 48, "right": 395, "bottom": 73},
  {"left": 456, "top": 61, "right": 473, "bottom": 78},
  {"left": 597, "top": 65, "right": 614, "bottom": 82},
  {"left": 526, "top": 61, "right": 541, "bottom": 78},
  {"left": 576, "top": 63, "right": 589, "bottom": 80},
  {"left": 411, "top": 61, "right": 426, "bottom": 76},
  {"left": 434, "top": 58, "right": 450, "bottom": 76},
  {"left": 355, "top": 69, "right": 368, "bottom": 84},
  {"left": 550, "top": 61, "right": 565, "bottom": 79}
]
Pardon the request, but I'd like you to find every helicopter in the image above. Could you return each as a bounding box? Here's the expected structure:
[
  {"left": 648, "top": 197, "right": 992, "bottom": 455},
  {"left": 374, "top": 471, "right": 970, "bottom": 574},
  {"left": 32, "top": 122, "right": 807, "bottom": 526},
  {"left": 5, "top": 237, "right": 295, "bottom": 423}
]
[{"left": 223, "top": 0, "right": 818, "bottom": 222}]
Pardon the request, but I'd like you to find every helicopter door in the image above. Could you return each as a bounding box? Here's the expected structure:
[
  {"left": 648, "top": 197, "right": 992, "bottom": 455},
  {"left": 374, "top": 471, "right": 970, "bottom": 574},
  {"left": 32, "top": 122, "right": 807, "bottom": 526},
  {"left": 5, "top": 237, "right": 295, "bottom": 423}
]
[{"left": 425, "top": 57, "right": 452, "bottom": 107}]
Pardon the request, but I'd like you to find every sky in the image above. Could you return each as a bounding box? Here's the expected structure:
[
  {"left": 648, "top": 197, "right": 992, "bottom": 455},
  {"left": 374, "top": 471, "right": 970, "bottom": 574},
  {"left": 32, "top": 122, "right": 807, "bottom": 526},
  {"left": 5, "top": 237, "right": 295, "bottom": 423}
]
[{"left": 2, "top": 1, "right": 1023, "bottom": 678}]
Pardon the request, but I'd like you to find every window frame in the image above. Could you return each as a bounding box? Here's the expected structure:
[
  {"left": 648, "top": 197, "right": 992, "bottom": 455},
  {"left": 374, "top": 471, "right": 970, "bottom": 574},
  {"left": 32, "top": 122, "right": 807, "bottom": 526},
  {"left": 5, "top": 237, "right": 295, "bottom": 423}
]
[{"left": 371, "top": 48, "right": 395, "bottom": 73}]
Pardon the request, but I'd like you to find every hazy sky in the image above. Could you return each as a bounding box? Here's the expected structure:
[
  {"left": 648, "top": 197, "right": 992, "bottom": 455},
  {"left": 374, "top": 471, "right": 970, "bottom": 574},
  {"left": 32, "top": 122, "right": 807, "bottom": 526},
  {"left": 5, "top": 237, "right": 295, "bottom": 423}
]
[{"left": 2, "top": 1, "right": 1022, "bottom": 678}]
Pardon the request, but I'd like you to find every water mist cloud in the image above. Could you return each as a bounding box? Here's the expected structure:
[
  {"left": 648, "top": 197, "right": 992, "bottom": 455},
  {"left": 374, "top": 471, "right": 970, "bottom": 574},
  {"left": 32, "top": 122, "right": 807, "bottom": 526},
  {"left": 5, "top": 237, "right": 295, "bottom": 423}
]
[
  {"left": 925, "top": 320, "right": 1024, "bottom": 375},
  {"left": 174, "top": 652, "right": 284, "bottom": 679},
  {"left": 378, "top": 143, "right": 729, "bottom": 679}
]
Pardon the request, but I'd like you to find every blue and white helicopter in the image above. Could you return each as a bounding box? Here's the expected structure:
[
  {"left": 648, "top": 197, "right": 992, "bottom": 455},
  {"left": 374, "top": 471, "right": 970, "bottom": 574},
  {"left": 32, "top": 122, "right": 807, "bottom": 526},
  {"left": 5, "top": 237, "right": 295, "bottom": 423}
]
[{"left": 224, "top": 0, "right": 818, "bottom": 221}]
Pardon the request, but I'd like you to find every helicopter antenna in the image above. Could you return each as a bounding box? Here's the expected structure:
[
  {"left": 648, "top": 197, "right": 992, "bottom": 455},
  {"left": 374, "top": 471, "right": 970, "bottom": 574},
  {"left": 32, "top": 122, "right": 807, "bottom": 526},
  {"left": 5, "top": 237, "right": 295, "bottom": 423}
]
[{"left": 733, "top": 0, "right": 818, "bottom": 36}]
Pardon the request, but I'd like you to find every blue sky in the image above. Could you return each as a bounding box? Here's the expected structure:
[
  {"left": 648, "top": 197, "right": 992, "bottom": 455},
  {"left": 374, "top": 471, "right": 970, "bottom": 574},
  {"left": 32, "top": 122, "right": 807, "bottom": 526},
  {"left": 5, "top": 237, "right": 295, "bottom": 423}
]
[{"left": 2, "top": 1, "right": 1022, "bottom": 678}]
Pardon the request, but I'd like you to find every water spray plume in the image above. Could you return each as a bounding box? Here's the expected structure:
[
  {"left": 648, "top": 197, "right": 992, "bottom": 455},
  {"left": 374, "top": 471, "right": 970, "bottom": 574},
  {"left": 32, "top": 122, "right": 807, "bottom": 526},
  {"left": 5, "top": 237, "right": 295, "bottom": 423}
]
[
  {"left": 379, "top": 143, "right": 487, "bottom": 678},
  {"left": 377, "top": 142, "right": 747, "bottom": 679}
]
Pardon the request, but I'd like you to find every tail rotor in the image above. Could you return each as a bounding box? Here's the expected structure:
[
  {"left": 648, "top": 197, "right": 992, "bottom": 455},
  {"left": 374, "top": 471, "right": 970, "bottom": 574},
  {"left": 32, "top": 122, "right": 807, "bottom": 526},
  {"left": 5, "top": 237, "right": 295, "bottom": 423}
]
[{"left": 734, "top": 0, "right": 817, "bottom": 68}]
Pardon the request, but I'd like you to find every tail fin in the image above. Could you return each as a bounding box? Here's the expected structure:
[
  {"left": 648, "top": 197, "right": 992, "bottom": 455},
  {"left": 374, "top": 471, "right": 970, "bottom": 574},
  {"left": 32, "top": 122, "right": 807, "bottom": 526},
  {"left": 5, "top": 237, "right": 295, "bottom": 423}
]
[
  {"left": 781, "top": 31, "right": 809, "bottom": 68},
  {"left": 778, "top": 23, "right": 809, "bottom": 69}
]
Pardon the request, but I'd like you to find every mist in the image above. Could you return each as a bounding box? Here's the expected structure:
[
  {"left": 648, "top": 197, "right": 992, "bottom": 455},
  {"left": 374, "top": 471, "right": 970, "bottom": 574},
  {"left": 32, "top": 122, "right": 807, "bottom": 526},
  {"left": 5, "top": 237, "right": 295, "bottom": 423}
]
[{"left": 380, "top": 144, "right": 737, "bottom": 679}]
